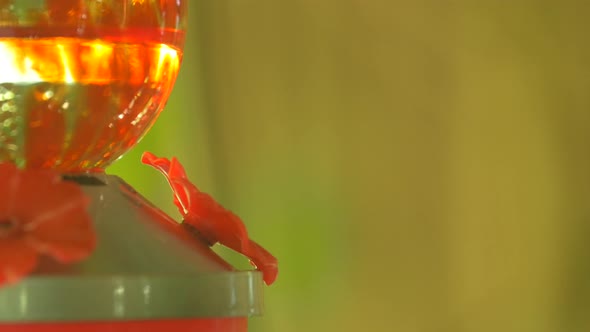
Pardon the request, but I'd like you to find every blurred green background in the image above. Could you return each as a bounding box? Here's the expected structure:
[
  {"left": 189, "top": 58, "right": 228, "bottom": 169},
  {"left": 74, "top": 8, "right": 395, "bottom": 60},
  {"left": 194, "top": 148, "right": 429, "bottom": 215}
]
[{"left": 110, "top": 1, "right": 590, "bottom": 332}]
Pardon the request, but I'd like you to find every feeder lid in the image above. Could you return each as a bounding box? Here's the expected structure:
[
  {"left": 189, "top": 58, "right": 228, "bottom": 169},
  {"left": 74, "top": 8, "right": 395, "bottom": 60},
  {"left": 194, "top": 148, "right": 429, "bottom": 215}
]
[{"left": 0, "top": 175, "right": 264, "bottom": 322}]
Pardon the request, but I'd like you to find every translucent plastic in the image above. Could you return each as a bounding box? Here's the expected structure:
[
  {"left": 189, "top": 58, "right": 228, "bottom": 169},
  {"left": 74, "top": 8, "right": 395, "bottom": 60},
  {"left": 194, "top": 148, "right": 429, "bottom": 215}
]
[{"left": 0, "top": 0, "right": 187, "bottom": 172}]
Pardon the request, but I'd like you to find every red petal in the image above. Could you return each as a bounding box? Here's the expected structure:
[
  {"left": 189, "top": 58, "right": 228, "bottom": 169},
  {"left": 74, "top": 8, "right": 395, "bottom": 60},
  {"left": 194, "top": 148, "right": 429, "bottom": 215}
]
[
  {"left": 141, "top": 151, "right": 171, "bottom": 172},
  {"left": 168, "top": 156, "right": 189, "bottom": 179},
  {"left": 141, "top": 152, "right": 190, "bottom": 214},
  {"left": 5, "top": 168, "right": 95, "bottom": 263},
  {"left": 143, "top": 152, "right": 279, "bottom": 285},
  {"left": 25, "top": 203, "right": 95, "bottom": 263},
  {"left": 0, "top": 164, "right": 95, "bottom": 285},
  {"left": 12, "top": 169, "right": 88, "bottom": 229},
  {"left": 244, "top": 240, "right": 278, "bottom": 286},
  {"left": 168, "top": 158, "right": 191, "bottom": 212},
  {"left": 0, "top": 238, "right": 38, "bottom": 286},
  {"left": 196, "top": 208, "right": 249, "bottom": 250}
]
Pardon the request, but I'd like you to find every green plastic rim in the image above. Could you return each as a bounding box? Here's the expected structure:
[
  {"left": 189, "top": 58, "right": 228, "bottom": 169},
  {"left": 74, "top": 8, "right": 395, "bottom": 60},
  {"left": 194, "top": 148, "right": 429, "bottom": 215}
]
[{"left": 0, "top": 272, "right": 264, "bottom": 322}]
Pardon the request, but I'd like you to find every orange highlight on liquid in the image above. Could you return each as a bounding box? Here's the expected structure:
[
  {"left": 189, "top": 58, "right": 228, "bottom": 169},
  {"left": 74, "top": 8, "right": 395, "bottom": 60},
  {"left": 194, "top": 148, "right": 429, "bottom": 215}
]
[{"left": 0, "top": 28, "right": 183, "bottom": 172}]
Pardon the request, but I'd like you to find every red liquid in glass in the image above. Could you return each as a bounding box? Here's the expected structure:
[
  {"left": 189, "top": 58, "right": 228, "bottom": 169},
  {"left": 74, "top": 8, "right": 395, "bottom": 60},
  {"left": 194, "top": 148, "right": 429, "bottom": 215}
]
[{"left": 0, "top": 27, "right": 183, "bottom": 172}]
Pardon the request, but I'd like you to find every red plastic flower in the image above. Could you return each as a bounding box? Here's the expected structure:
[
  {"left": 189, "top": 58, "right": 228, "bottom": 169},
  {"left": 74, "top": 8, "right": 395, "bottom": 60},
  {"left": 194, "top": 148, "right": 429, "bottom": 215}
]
[
  {"left": 0, "top": 163, "right": 96, "bottom": 286},
  {"left": 142, "top": 152, "right": 278, "bottom": 285}
]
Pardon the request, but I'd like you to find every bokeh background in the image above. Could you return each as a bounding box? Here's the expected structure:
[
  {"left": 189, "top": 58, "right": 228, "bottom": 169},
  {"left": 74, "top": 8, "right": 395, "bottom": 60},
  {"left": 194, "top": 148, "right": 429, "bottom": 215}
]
[{"left": 110, "top": 1, "right": 590, "bottom": 332}]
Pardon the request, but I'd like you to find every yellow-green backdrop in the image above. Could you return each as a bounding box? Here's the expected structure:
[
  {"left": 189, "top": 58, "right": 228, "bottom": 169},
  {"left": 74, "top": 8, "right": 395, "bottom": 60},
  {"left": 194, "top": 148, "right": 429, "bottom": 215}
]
[{"left": 110, "top": 1, "right": 590, "bottom": 331}]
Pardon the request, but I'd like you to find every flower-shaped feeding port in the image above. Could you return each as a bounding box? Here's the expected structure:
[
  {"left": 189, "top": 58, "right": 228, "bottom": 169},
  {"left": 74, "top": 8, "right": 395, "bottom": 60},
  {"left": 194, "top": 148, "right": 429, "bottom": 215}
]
[
  {"left": 142, "top": 152, "right": 278, "bottom": 285},
  {"left": 0, "top": 163, "right": 95, "bottom": 286}
]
